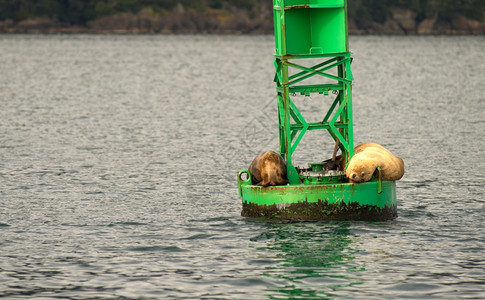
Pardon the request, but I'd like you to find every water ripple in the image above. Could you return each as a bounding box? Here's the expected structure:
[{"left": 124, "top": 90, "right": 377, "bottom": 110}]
[{"left": 0, "top": 34, "right": 483, "bottom": 299}]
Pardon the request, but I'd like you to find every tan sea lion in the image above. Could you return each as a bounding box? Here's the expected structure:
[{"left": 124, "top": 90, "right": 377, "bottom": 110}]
[
  {"left": 346, "top": 143, "right": 404, "bottom": 184},
  {"left": 249, "top": 151, "right": 288, "bottom": 187}
]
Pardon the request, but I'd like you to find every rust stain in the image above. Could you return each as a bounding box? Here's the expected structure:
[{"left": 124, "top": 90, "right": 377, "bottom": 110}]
[
  {"left": 285, "top": 5, "right": 311, "bottom": 10},
  {"left": 249, "top": 184, "right": 345, "bottom": 192},
  {"left": 242, "top": 200, "right": 397, "bottom": 221},
  {"left": 282, "top": 54, "right": 297, "bottom": 60}
]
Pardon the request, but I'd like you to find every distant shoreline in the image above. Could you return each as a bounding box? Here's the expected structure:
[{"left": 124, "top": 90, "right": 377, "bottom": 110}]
[
  {"left": 1, "top": 27, "right": 483, "bottom": 35},
  {"left": 1, "top": 13, "right": 483, "bottom": 36},
  {"left": 2, "top": 2, "right": 484, "bottom": 36}
]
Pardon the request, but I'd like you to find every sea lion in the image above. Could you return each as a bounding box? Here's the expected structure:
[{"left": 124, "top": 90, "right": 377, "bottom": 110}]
[
  {"left": 346, "top": 143, "right": 404, "bottom": 184},
  {"left": 322, "top": 155, "right": 343, "bottom": 171},
  {"left": 249, "top": 151, "right": 288, "bottom": 187}
]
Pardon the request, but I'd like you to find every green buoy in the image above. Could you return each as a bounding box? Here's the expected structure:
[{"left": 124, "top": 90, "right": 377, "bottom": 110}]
[{"left": 238, "top": 0, "right": 397, "bottom": 221}]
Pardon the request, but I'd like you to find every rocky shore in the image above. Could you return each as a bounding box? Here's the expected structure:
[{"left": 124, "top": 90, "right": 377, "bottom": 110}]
[
  {"left": 349, "top": 7, "right": 485, "bottom": 35},
  {"left": 1, "top": 7, "right": 483, "bottom": 35}
]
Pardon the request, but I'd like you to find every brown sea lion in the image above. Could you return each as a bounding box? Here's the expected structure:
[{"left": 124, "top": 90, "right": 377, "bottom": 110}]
[
  {"left": 346, "top": 143, "right": 404, "bottom": 184},
  {"left": 249, "top": 151, "right": 288, "bottom": 187}
]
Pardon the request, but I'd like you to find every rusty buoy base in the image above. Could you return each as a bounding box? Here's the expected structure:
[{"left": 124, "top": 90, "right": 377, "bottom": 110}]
[
  {"left": 242, "top": 200, "right": 397, "bottom": 221},
  {"left": 238, "top": 170, "right": 397, "bottom": 221}
]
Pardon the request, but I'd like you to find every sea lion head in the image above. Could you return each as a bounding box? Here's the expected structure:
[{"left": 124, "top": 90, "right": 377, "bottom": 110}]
[
  {"left": 346, "top": 156, "right": 377, "bottom": 184},
  {"left": 346, "top": 166, "right": 374, "bottom": 183},
  {"left": 261, "top": 168, "right": 288, "bottom": 187}
]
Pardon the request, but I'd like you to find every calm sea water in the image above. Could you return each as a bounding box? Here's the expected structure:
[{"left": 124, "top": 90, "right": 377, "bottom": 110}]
[{"left": 0, "top": 34, "right": 484, "bottom": 299}]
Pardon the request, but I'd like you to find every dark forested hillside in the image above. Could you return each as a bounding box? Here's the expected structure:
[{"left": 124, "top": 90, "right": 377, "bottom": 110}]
[{"left": 0, "top": 0, "right": 483, "bottom": 34}]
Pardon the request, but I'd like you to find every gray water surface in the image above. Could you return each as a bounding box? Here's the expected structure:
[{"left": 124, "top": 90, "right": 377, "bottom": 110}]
[{"left": 0, "top": 34, "right": 484, "bottom": 299}]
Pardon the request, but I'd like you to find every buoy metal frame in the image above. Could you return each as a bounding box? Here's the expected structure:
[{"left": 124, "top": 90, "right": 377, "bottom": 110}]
[{"left": 238, "top": 0, "right": 397, "bottom": 221}]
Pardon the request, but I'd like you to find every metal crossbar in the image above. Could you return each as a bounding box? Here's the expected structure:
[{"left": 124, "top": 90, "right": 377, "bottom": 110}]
[
  {"left": 287, "top": 60, "right": 352, "bottom": 85},
  {"left": 287, "top": 57, "right": 351, "bottom": 86}
]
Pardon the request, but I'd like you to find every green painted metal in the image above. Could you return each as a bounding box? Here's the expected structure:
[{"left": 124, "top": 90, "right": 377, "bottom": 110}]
[
  {"left": 238, "top": 170, "right": 397, "bottom": 221},
  {"left": 273, "top": 0, "right": 348, "bottom": 56},
  {"left": 237, "top": 0, "right": 397, "bottom": 221}
]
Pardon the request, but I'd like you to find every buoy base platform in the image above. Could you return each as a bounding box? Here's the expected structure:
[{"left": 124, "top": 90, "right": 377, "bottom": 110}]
[{"left": 238, "top": 170, "right": 397, "bottom": 221}]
